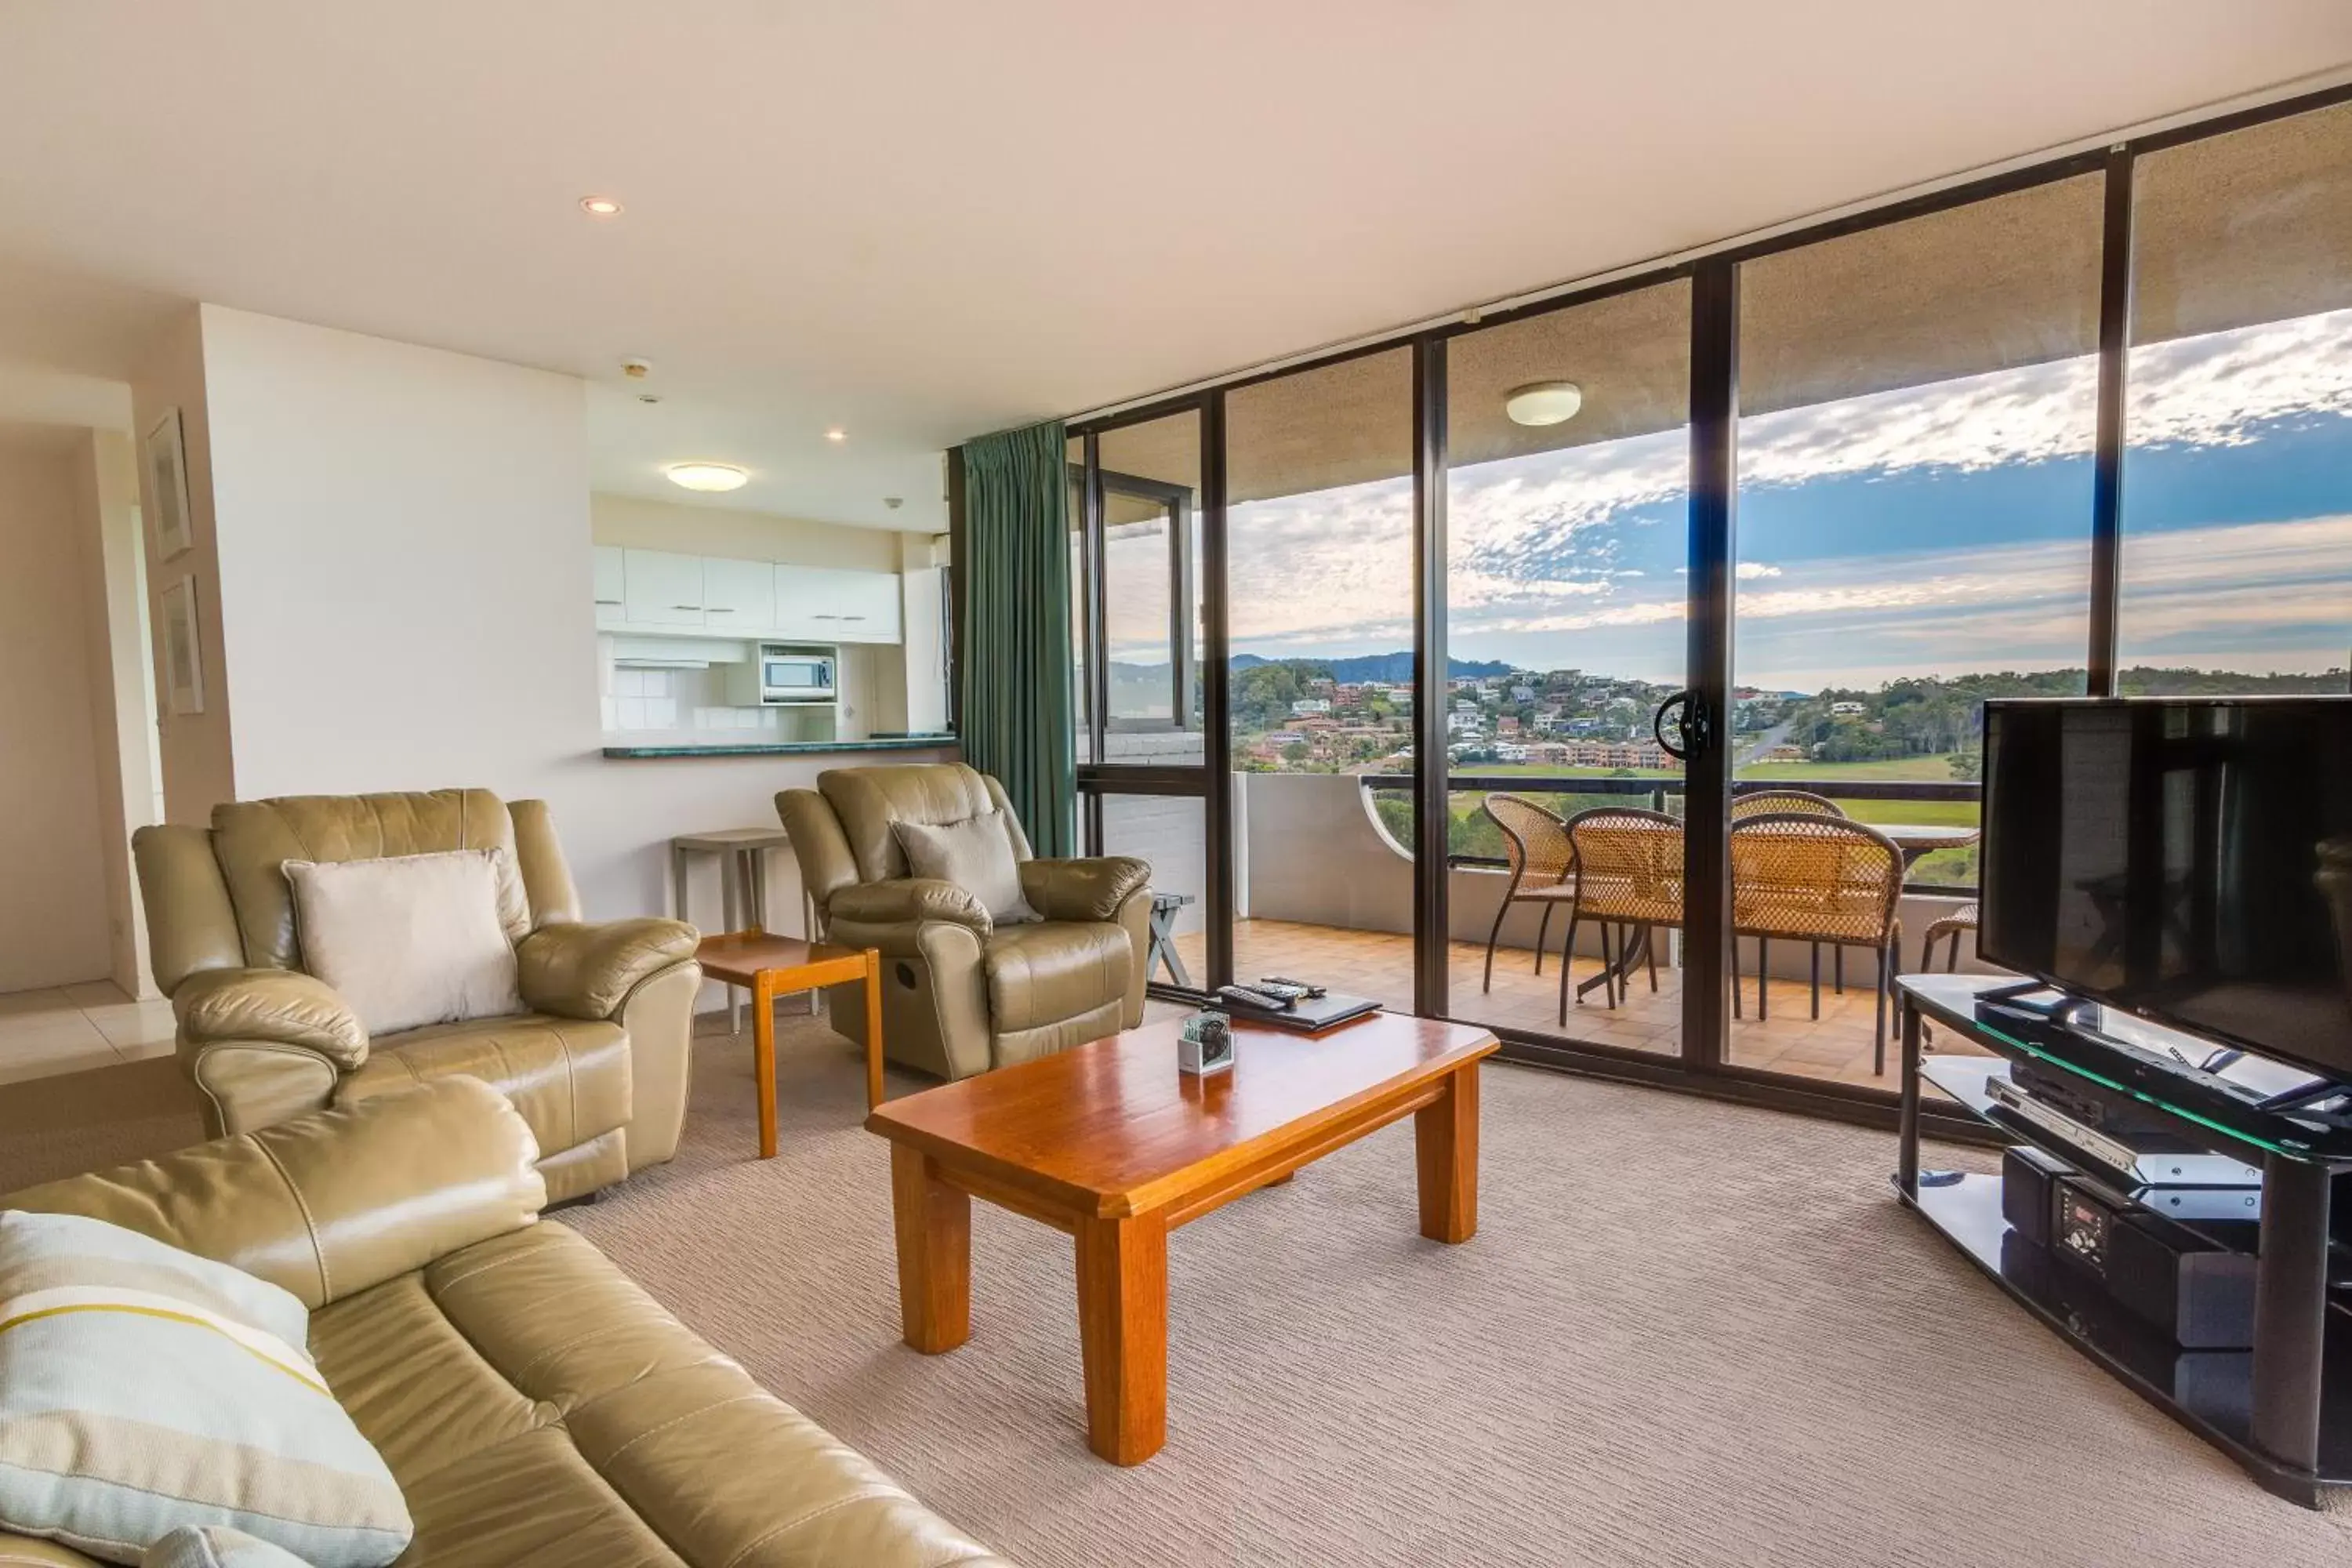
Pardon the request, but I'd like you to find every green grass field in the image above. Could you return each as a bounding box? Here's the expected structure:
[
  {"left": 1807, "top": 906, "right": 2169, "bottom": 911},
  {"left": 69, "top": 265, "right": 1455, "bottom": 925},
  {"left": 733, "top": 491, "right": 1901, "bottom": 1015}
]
[{"left": 1740, "top": 752, "right": 1965, "bottom": 782}]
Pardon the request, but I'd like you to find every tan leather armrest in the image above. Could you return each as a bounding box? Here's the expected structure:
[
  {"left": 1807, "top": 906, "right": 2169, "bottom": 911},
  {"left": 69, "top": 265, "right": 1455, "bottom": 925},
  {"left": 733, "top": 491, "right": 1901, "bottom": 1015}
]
[
  {"left": 172, "top": 967, "right": 368, "bottom": 1069},
  {"left": 828, "top": 878, "right": 993, "bottom": 933},
  {"left": 132, "top": 822, "right": 245, "bottom": 996},
  {"left": 2, "top": 1077, "right": 545, "bottom": 1309},
  {"left": 516, "top": 916, "right": 699, "bottom": 1020},
  {"left": 1020, "top": 855, "right": 1151, "bottom": 923}
]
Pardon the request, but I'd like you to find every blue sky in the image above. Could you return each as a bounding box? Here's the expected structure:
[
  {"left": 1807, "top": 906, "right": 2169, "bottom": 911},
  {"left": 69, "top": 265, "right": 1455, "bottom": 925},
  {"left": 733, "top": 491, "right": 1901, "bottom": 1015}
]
[{"left": 1192, "top": 305, "right": 2352, "bottom": 692}]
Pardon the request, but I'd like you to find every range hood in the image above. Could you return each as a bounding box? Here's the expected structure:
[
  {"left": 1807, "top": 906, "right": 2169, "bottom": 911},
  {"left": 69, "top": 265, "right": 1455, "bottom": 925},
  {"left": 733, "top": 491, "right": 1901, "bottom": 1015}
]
[{"left": 611, "top": 636, "right": 753, "bottom": 670}]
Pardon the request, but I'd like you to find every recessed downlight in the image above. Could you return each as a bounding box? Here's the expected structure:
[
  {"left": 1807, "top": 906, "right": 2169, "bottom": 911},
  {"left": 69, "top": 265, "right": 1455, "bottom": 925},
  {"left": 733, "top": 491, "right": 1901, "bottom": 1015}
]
[
  {"left": 825, "top": 428, "right": 848, "bottom": 443},
  {"left": 580, "top": 196, "right": 624, "bottom": 217},
  {"left": 665, "top": 462, "right": 748, "bottom": 492},
  {"left": 1505, "top": 380, "right": 1584, "bottom": 426}
]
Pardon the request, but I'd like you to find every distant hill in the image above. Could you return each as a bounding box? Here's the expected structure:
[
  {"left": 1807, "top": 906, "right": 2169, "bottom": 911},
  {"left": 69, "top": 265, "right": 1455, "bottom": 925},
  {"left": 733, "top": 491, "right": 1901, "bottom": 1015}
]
[{"left": 1226, "top": 652, "right": 1513, "bottom": 683}]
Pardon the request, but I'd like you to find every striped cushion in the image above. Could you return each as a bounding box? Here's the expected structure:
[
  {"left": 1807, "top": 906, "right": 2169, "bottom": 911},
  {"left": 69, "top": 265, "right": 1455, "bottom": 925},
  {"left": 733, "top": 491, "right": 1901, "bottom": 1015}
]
[{"left": 0, "top": 1212, "right": 410, "bottom": 1567}]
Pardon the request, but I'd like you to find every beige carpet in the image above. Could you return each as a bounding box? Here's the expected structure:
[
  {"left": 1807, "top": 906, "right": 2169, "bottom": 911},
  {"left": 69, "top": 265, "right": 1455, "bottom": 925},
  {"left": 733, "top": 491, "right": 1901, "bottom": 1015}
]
[
  {"left": 0, "top": 1054, "right": 202, "bottom": 1191},
  {"left": 564, "top": 1023, "right": 2352, "bottom": 1568},
  {"left": 9, "top": 1027, "right": 2350, "bottom": 1565}
]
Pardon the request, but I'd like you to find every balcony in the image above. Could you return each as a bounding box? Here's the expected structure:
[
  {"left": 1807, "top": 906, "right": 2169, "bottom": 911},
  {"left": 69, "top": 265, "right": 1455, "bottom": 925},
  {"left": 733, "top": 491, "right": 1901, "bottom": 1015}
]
[{"left": 1145, "top": 771, "right": 2002, "bottom": 1091}]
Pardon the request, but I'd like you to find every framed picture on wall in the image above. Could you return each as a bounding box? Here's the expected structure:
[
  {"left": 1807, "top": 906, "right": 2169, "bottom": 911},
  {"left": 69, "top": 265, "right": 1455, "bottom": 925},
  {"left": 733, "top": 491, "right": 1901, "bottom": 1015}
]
[
  {"left": 162, "top": 575, "right": 205, "bottom": 716},
  {"left": 144, "top": 406, "right": 194, "bottom": 561}
]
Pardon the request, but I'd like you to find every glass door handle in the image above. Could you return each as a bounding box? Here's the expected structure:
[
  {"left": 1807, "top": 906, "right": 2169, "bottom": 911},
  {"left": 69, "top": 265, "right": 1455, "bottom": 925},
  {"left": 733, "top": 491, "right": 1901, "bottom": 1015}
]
[{"left": 1653, "top": 691, "right": 1711, "bottom": 760}]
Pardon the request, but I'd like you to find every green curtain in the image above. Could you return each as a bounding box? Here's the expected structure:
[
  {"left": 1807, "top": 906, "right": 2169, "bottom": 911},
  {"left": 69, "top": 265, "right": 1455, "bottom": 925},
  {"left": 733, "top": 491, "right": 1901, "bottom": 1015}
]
[{"left": 959, "top": 419, "right": 1076, "bottom": 857}]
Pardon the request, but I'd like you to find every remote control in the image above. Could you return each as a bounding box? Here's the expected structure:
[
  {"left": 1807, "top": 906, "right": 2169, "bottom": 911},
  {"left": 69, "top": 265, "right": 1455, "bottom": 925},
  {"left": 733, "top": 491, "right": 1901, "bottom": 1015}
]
[{"left": 1260, "top": 975, "right": 1327, "bottom": 999}]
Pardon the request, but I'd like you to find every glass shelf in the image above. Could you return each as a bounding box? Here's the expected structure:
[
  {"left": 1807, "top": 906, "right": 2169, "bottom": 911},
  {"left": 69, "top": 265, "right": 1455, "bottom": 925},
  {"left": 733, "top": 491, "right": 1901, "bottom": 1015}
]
[{"left": 1904, "top": 973, "right": 2352, "bottom": 1167}]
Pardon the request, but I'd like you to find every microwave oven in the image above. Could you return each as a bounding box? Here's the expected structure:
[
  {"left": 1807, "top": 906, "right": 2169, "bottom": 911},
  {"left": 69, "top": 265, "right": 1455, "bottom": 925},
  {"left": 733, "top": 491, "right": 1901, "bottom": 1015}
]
[
  {"left": 758, "top": 650, "right": 836, "bottom": 704},
  {"left": 720, "top": 643, "right": 840, "bottom": 706}
]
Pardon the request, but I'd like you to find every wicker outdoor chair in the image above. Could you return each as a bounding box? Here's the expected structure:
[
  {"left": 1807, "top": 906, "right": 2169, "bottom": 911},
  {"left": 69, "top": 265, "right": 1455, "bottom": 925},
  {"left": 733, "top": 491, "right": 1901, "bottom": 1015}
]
[
  {"left": 1559, "top": 807, "right": 1686, "bottom": 1022},
  {"left": 1478, "top": 793, "right": 1580, "bottom": 992},
  {"left": 1731, "top": 788, "right": 1846, "bottom": 819},
  {"left": 1732, "top": 788, "right": 1848, "bottom": 990},
  {"left": 1923, "top": 902, "right": 1979, "bottom": 971},
  {"left": 1729, "top": 811, "right": 1905, "bottom": 1073}
]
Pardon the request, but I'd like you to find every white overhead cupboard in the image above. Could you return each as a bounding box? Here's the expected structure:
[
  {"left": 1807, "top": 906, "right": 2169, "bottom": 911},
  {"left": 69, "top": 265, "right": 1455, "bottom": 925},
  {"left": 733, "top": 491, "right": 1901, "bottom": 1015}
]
[{"left": 592, "top": 546, "right": 903, "bottom": 643}]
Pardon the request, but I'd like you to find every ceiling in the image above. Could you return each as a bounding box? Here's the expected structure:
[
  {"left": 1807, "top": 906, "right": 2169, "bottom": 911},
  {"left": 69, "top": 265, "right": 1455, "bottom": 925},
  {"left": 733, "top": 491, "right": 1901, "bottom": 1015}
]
[{"left": 1, "top": 3, "right": 2347, "bottom": 532}]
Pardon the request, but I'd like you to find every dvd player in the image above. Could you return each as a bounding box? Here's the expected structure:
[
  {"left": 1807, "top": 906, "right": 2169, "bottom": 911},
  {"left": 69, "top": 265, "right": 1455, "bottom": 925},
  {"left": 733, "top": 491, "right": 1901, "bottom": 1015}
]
[{"left": 1984, "top": 1073, "right": 2261, "bottom": 1200}]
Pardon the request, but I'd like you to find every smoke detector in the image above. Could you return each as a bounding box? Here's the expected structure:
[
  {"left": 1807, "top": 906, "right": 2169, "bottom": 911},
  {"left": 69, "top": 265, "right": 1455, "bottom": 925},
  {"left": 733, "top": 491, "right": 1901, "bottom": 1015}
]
[{"left": 884, "top": 496, "right": 904, "bottom": 510}]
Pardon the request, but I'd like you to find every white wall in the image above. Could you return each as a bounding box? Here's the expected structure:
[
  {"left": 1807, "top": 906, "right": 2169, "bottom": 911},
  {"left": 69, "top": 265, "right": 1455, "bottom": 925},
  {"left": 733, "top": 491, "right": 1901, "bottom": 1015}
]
[
  {"left": 0, "top": 436, "right": 114, "bottom": 991},
  {"left": 70, "top": 428, "right": 162, "bottom": 997},
  {"left": 129, "top": 309, "right": 235, "bottom": 824},
  {"left": 899, "top": 532, "right": 950, "bottom": 736},
  {"left": 590, "top": 492, "right": 903, "bottom": 572},
  {"left": 183, "top": 306, "right": 953, "bottom": 931},
  {"left": 201, "top": 304, "right": 596, "bottom": 802}
]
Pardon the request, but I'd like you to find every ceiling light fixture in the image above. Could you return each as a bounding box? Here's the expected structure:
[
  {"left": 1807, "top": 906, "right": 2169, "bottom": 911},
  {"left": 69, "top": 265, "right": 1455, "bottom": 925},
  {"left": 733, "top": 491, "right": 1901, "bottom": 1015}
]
[
  {"left": 580, "top": 196, "right": 624, "bottom": 216},
  {"left": 1504, "top": 380, "right": 1584, "bottom": 426},
  {"left": 825, "top": 428, "right": 848, "bottom": 443},
  {"left": 664, "top": 462, "right": 748, "bottom": 493}
]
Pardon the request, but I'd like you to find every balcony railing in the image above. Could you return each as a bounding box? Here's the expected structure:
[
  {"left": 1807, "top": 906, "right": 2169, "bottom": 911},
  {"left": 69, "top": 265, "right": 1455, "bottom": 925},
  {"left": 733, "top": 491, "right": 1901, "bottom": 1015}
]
[{"left": 1360, "top": 771, "right": 1981, "bottom": 895}]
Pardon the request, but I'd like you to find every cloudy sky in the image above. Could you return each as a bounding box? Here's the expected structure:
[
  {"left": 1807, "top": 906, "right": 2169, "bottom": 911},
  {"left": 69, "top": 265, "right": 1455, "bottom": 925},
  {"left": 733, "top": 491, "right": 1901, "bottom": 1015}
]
[{"left": 1169, "top": 306, "right": 2352, "bottom": 694}]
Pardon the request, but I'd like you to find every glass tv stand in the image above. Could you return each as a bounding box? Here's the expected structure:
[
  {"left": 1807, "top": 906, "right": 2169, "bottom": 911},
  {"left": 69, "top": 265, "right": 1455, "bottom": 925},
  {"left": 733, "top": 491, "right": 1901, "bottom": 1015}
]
[{"left": 1895, "top": 973, "right": 2352, "bottom": 1508}]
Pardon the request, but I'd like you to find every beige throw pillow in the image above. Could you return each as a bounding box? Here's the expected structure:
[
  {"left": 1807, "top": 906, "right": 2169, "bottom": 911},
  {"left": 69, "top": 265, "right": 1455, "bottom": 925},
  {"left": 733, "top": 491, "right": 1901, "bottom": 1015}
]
[
  {"left": 893, "top": 811, "right": 1038, "bottom": 924},
  {"left": 281, "top": 850, "right": 524, "bottom": 1036}
]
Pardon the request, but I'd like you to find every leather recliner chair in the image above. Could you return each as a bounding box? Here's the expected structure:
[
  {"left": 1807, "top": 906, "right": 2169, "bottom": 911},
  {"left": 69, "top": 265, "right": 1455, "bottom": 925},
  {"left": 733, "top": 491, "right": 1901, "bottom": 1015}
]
[
  {"left": 132, "top": 788, "right": 700, "bottom": 1203},
  {"left": 777, "top": 764, "right": 1151, "bottom": 1081}
]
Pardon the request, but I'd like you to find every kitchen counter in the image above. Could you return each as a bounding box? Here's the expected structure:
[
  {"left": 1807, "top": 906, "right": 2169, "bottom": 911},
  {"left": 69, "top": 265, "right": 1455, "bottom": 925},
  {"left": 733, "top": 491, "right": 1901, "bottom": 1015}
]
[{"left": 601, "top": 735, "right": 957, "bottom": 759}]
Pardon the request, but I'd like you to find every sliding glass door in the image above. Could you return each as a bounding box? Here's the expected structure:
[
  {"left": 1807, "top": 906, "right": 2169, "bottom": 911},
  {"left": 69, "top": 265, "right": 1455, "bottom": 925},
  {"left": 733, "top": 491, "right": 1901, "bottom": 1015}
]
[
  {"left": 2118, "top": 98, "right": 2352, "bottom": 693},
  {"left": 1222, "top": 348, "right": 1417, "bottom": 1008},
  {"left": 1725, "top": 174, "right": 2106, "bottom": 1090},
  {"left": 1040, "top": 85, "right": 2352, "bottom": 1120},
  {"left": 1073, "top": 407, "right": 1216, "bottom": 996},
  {"left": 1441, "top": 281, "right": 1693, "bottom": 1059}
]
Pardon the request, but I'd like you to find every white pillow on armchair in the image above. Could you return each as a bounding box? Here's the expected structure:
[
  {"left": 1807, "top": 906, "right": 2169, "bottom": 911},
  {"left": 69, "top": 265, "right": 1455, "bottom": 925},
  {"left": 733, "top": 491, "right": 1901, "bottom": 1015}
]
[
  {"left": 281, "top": 849, "right": 524, "bottom": 1036},
  {"left": 893, "top": 811, "right": 1040, "bottom": 925}
]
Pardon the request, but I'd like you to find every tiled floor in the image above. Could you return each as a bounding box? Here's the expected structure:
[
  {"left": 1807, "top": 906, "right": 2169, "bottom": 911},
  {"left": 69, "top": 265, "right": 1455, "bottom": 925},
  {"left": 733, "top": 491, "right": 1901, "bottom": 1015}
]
[
  {"left": 1181, "top": 918, "right": 1994, "bottom": 1091},
  {"left": 0, "top": 981, "right": 177, "bottom": 1085}
]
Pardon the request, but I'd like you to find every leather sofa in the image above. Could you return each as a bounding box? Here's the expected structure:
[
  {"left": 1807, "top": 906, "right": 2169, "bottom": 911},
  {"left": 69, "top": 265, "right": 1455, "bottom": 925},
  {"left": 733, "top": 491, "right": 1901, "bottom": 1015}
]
[
  {"left": 133, "top": 789, "right": 700, "bottom": 1203},
  {"left": 777, "top": 764, "right": 1150, "bottom": 1081},
  {"left": 0, "top": 1078, "right": 1009, "bottom": 1567}
]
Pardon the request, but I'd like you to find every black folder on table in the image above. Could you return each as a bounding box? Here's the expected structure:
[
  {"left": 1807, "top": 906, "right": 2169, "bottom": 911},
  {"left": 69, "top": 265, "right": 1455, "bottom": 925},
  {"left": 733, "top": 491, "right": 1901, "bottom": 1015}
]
[{"left": 1225, "top": 990, "right": 1383, "bottom": 1034}]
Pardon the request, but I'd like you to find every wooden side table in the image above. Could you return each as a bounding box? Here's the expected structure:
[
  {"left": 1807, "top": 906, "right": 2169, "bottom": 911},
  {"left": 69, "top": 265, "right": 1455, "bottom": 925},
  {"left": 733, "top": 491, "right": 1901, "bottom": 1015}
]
[
  {"left": 695, "top": 931, "right": 884, "bottom": 1158},
  {"left": 671, "top": 827, "right": 800, "bottom": 1033}
]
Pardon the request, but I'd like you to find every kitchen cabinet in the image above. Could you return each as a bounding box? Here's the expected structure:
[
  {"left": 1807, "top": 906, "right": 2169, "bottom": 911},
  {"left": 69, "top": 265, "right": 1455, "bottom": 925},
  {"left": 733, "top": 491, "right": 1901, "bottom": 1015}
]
[
  {"left": 775, "top": 566, "right": 902, "bottom": 642},
  {"left": 593, "top": 546, "right": 626, "bottom": 629},
  {"left": 594, "top": 547, "right": 904, "bottom": 643},
  {"left": 701, "top": 557, "right": 775, "bottom": 630},
  {"left": 622, "top": 550, "right": 705, "bottom": 628}
]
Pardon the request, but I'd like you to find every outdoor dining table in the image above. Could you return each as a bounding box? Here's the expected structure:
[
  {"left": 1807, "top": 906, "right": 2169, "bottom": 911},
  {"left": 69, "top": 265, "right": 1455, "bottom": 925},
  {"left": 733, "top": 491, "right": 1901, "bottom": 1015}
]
[{"left": 1871, "top": 822, "right": 1980, "bottom": 872}]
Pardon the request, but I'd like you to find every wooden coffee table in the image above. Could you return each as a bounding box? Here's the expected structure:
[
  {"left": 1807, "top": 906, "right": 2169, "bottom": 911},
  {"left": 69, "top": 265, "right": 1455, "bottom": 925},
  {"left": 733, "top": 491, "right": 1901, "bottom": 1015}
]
[
  {"left": 695, "top": 931, "right": 883, "bottom": 1157},
  {"left": 866, "top": 1011, "right": 1498, "bottom": 1465}
]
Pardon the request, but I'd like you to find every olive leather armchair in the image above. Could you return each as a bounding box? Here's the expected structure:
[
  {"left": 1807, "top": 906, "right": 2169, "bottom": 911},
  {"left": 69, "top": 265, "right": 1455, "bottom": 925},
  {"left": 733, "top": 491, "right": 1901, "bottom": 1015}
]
[
  {"left": 132, "top": 788, "right": 700, "bottom": 1202},
  {"left": 777, "top": 764, "right": 1151, "bottom": 1082}
]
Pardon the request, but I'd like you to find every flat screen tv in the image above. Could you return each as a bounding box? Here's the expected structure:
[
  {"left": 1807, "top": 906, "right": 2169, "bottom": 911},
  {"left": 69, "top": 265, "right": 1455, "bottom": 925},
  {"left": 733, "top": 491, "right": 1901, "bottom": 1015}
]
[{"left": 1980, "top": 696, "right": 2352, "bottom": 1082}]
